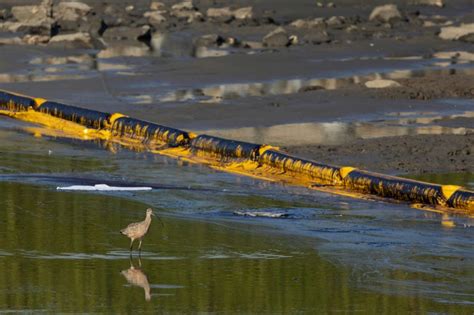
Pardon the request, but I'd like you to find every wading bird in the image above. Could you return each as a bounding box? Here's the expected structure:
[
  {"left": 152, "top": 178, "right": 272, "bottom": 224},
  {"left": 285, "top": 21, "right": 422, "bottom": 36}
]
[{"left": 121, "top": 208, "right": 155, "bottom": 253}]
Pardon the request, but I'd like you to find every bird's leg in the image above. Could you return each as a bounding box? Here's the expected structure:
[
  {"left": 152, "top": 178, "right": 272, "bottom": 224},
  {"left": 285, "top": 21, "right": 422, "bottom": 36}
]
[
  {"left": 138, "top": 239, "right": 143, "bottom": 252},
  {"left": 130, "top": 239, "right": 134, "bottom": 252}
]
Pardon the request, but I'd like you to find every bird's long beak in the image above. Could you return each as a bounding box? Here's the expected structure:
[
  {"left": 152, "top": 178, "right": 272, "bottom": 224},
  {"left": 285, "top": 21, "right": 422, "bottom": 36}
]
[{"left": 151, "top": 212, "right": 156, "bottom": 217}]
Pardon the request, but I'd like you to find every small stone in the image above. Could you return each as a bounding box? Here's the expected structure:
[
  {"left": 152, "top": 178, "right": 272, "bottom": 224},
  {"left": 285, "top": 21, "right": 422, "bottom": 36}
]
[
  {"left": 326, "top": 16, "right": 345, "bottom": 26},
  {"left": 54, "top": 1, "right": 91, "bottom": 32},
  {"left": 171, "top": 1, "right": 194, "bottom": 11},
  {"left": 206, "top": 7, "right": 233, "bottom": 22},
  {"left": 171, "top": 10, "right": 203, "bottom": 23},
  {"left": 365, "top": 79, "right": 401, "bottom": 88},
  {"left": 302, "top": 30, "right": 331, "bottom": 44},
  {"left": 327, "top": 2, "right": 336, "bottom": 8},
  {"left": 263, "top": 27, "right": 290, "bottom": 47},
  {"left": 22, "top": 34, "right": 50, "bottom": 45},
  {"left": 412, "top": 0, "right": 444, "bottom": 7},
  {"left": 144, "top": 11, "right": 166, "bottom": 26},
  {"left": 150, "top": 2, "right": 166, "bottom": 11},
  {"left": 439, "top": 23, "right": 474, "bottom": 40},
  {"left": 103, "top": 5, "right": 128, "bottom": 27},
  {"left": 103, "top": 25, "right": 150, "bottom": 42},
  {"left": 10, "top": 0, "right": 53, "bottom": 35},
  {"left": 233, "top": 7, "right": 253, "bottom": 20},
  {"left": 55, "top": 1, "right": 91, "bottom": 19},
  {"left": 369, "top": 4, "right": 402, "bottom": 22},
  {"left": 316, "top": 2, "right": 324, "bottom": 7},
  {"left": 48, "top": 32, "right": 94, "bottom": 49},
  {"left": 0, "top": 9, "right": 7, "bottom": 20},
  {"left": 290, "top": 18, "right": 325, "bottom": 28},
  {"left": 0, "top": 36, "right": 23, "bottom": 45},
  {"left": 194, "top": 34, "right": 225, "bottom": 47},
  {"left": 125, "top": 5, "right": 134, "bottom": 12}
]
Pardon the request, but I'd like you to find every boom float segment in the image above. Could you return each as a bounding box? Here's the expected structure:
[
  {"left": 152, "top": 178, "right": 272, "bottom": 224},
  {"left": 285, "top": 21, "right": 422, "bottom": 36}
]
[
  {"left": 190, "top": 134, "right": 262, "bottom": 161},
  {"left": 111, "top": 117, "right": 190, "bottom": 147},
  {"left": 0, "top": 91, "right": 35, "bottom": 111},
  {"left": 259, "top": 150, "right": 343, "bottom": 185},
  {"left": 447, "top": 189, "right": 474, "bottom": 210},
  {"left": 36, "top": 101, "right": 111, "bottom": 129},
  {"left": 341, "top": 169, "right": 445, "bottom": 206}
]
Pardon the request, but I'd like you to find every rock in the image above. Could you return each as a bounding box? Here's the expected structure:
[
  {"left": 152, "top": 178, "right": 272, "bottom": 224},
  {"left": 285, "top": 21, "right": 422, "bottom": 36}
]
[
  {"left": 206, "top": 7, "right": 233, "bottom": 23},
  {"left": 171, "top": 10, "right": 203, "bottom": 23},
  {"left": 233, "top": 7, "right": 253, "bottom": 20},
  {"left": 55, "top": 1, "right": 91, "bottom": 19},
  {"left": 144, "top": 11, "right": 166, "bottom": 26},
  {"left": 103, "top": 25, "right": 150, "bottom": 42},
  {"left": 369, "top": 4, "right": 402, "bottom": 22},
  {"left": 0, "top": 36, "right": 23, "bottom": 45},
  {"left": 439, "top": 23, "right": 474, "bottom": 41},
  {"left": 150, "top": 2, "right": 166, "bottom": 11},
  {"left": 0, "top": 9, "right": 7, "bottom": 20},
  {"left": 290, "top": 18, "right": 325, "bottom": 29},
  {"left": 11, "top": 5, "right": 48, "bottom": 23},
  {"left": 194, "top": 34, "right": 225, "bottom": 47},
  {"left": 170, "top": 0, "right": 202, "bottom": 23},
  {"left": 459, "top": 33, "right": 474, "bottom": 43},
  {"left": 10, "top": 0, "right": 53, "bottom": 35},
  {"left": 326, "top": 16, "right": 345, "bottom": 27},
  {"left": 263, "top": 27, "right": 290, "bottom": 47},
  {"left": 412, "top": 0, "right": 444, "bottom": 7},
  {"left": 365, "top": 79, "right": 401, "bottom": 88},
  {"left": 171, "top": 1, "right": 194, "bottom": 11},
  {"left": 125, "top": 5, "right": 134, "bottom": 13},
  {"left": 22, "top": 34, "right": 49, "bottom": 45},
  {"left": 103, "top": 5, "right": 128, "bottom": 27},
  {"left": 54, "top": 1, "right": 91, "bottom": 32},
  {"left": 302, "top": 30, "right": 331, "bottom": 44},
  {"left": 78, "top": 15, "right": 106, "bottom": 37},
  {"left": 327, "top": 2, "right": 336, "bottom": 8},
  {"left": 48, "top": 32, "right": 96, "bottom": 49}
]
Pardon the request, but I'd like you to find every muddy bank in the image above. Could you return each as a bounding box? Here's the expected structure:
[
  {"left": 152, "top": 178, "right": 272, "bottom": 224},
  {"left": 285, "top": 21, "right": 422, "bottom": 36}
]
[
  {"left": 284, "top": 133, "right": 473, "bottom": 175},
  {"left": 0, "top": 0, "right": 473, "bottom": 178}
]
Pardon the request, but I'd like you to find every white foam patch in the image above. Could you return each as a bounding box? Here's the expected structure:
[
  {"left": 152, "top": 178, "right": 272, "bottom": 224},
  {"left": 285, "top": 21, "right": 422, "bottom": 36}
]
[
  {"left": 56, "top": 184, "right": 152, "bottom": 191},
  {"left": 233, "top": 210, "right": 288, "bottom": 218}
]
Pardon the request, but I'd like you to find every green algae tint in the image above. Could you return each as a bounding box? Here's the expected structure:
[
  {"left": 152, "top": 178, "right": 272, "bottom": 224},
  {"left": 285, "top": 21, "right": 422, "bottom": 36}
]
[
  {"left": 0, "top": 181, "right": 472, "bottom": 313},
  {"left": 403, "top": 172, "right": 474, "bottom": 190}
]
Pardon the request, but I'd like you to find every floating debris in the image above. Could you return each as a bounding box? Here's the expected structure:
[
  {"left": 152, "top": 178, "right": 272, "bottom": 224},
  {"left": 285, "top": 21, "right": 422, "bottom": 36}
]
[{"left": 233, "top": 210, "right": 289, "bottom": 218}]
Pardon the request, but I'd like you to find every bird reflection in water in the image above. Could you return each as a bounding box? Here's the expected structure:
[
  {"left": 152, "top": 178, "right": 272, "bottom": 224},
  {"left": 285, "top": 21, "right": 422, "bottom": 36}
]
[{"left": 121, "top": 256, "right": 151, "bottom": 301}]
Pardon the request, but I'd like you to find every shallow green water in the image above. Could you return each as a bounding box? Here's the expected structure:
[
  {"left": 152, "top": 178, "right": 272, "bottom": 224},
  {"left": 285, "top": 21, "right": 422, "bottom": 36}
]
[
  {"left": 0, "top": 117, "right": 473, "bottom": 313},
  {"left": 404, "top": 172, "right": 474, "bottom": 190},
  {"left": 1, "top": 181, "right": 472, "bottom": 313}
]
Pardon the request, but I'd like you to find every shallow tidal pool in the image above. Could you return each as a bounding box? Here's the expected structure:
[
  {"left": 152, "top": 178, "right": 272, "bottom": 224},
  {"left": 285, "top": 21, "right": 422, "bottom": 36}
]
[{"left": 0, "top": 181, "right": 472, "bottom": 313}]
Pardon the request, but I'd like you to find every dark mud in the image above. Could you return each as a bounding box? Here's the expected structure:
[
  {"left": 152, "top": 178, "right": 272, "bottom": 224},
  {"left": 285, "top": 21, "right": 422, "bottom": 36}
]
[{"left": 285, "top": 133, "right": 474, "bottom": 175}]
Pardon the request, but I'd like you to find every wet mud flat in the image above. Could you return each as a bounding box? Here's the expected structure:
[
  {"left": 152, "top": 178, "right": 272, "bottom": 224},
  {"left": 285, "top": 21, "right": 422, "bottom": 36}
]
[{"left": 0, "top": 0, "right": 473, "bottom": 175}]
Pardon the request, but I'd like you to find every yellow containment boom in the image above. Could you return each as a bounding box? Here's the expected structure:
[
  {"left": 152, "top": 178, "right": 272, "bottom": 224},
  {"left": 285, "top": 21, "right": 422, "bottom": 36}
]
[{"left": 0, "top": 89, "right": 472, "bottom": 214}]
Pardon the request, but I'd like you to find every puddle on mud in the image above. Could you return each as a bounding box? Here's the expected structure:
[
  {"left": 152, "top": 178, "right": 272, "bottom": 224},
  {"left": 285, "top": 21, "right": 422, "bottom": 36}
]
[
  {"left": 197, "top": 110, "right": 474, "bottom": 146},
  {"left": 404, "top": 172, "right": 474, "bottom": 190},
  {"left": 0, "top": 116, "right": 473, "bottom": 312},
  {"left": 157, "top": 66, "right": 474, "bottom": 103}
]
